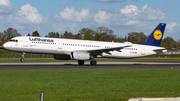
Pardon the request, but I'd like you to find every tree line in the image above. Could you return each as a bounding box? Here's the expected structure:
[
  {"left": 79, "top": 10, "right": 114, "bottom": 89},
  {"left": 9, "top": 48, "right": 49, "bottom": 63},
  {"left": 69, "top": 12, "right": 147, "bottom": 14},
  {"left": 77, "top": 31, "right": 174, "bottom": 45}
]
[{"left": 0, "top": 27, "right": 180, "bottom": 50}]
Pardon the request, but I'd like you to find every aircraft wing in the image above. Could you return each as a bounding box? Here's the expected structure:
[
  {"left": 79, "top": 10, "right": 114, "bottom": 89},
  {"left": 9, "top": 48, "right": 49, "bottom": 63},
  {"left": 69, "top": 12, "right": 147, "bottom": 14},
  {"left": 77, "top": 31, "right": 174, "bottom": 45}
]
[{"left": 77, "top": 45, "right": 132, "bottom": 55}]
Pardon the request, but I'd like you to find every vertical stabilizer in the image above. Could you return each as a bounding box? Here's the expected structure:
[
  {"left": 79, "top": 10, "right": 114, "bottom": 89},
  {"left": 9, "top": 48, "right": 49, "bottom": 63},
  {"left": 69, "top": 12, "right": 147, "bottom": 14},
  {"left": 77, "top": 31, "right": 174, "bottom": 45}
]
[{"left": 141, "top": 23, "right": 166, "bottom": 47}]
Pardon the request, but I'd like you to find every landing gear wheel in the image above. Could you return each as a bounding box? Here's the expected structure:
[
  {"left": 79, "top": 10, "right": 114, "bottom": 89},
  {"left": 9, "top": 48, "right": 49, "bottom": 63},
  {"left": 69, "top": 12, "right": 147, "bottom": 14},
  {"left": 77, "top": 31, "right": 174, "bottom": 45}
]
[
  {"left": 78, "top": 60, "right": 84, "bottom": 65},
  {"left": 90, "top": 60, "right": 97, "bottom": 65},
  {"left": 20, "top": 58, "right": 24, "bottom": 62}
]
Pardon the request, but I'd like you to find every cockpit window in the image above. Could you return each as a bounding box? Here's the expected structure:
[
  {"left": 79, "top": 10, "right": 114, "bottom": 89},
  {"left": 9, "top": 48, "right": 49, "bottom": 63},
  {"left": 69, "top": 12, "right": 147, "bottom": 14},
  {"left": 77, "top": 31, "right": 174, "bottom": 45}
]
[{"left": 9, "top": 39, "right": 18, "bottom": 42}]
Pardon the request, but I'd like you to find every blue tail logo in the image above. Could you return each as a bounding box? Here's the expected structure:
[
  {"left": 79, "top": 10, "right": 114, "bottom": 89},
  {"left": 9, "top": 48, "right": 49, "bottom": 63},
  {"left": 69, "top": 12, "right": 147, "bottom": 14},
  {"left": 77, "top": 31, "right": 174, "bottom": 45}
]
[{"left": 141, "top": 23, "right": 166, "bottom": 47}]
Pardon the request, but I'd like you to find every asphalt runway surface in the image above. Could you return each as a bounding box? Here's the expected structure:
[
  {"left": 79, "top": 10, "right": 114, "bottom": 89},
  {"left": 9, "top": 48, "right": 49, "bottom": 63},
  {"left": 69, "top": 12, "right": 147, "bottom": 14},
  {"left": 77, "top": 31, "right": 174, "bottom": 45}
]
[{"left": 0, "top": 62, "right": 180, "bottom": 69}]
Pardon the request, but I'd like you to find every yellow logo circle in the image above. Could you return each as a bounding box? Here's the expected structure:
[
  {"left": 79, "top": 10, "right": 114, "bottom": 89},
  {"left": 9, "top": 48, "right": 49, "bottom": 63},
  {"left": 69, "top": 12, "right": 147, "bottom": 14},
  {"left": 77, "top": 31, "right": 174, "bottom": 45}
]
[{"left": 153, "top": 30, "right": 162, "bottom": 40}]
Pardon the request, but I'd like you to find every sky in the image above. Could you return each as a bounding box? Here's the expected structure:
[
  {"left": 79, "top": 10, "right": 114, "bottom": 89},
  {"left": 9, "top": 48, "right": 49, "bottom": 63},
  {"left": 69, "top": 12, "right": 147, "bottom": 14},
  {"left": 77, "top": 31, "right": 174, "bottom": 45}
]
[{"left": 0, "top": 0, "right": 180, "bottom": 40}]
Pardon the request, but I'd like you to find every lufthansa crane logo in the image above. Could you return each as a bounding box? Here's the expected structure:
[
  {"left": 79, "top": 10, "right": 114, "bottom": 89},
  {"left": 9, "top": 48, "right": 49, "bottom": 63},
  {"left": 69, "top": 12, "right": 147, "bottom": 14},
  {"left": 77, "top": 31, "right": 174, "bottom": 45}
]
[{"left": 153, "top": 30, "right": 162, "bottom": 40}]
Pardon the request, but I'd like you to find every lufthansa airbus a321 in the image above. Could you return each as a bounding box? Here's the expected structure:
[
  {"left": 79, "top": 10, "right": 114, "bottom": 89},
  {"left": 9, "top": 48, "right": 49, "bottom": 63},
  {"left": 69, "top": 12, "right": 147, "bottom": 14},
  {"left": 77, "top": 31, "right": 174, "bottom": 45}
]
[{"left": 3, "top": 23, "right": 167, "bottom": 65}]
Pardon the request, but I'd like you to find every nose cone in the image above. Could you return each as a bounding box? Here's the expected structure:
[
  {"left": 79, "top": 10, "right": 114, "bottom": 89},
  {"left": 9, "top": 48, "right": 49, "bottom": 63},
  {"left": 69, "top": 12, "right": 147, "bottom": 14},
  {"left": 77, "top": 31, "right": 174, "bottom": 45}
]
[{"left": 3, "top": 42, "right": 10, "bottom": 49}]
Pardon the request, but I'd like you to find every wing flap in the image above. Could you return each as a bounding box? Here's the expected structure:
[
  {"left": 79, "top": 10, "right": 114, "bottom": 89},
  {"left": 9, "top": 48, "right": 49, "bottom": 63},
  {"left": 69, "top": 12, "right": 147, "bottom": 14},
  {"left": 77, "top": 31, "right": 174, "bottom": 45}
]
[
  {"left": 76, "top": 45, "right": 132, "bottom": 55},
  {"left": 88, "top": 45, "right": 131, "bottom": 52}
]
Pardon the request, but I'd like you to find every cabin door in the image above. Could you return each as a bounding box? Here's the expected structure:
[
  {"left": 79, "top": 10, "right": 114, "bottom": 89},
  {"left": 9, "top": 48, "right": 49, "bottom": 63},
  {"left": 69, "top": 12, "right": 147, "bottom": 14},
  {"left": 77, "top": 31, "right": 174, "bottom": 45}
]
[{"left": 23, "top": 37, "right": 28, "bottom": 47}]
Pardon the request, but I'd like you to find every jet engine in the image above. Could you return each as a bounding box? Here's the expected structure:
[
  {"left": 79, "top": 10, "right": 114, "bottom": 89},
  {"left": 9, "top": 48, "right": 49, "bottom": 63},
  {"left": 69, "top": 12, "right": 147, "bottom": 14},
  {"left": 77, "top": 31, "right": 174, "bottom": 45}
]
[
  {"left": 54, "top": 54, "right": 71, "bottom": 60},
  {"left": 72, "top": 51, "right": 90, "bottom": 60}
]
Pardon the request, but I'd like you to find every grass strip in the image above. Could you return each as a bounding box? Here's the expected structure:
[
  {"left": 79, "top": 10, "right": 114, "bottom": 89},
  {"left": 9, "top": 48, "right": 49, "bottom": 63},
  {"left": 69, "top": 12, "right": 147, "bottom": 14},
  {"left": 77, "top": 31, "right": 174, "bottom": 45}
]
[{"left": 0, "top": 69, "right": 180, "bottom": 101}]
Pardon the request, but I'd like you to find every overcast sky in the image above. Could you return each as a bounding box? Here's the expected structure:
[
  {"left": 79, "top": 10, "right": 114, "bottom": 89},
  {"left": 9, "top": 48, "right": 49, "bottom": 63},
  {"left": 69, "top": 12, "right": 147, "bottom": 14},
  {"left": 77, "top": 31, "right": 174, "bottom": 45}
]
[{"left": 0, "top": 0, "right": 180, "bottom": 40}]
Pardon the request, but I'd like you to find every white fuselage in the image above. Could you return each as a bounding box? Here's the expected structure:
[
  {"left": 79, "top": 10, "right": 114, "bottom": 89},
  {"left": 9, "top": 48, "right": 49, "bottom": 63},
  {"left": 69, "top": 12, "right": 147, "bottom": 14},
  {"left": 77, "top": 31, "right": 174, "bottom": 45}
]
[{"left": 3, "top": 36, "right": 166, "bottom": 59}]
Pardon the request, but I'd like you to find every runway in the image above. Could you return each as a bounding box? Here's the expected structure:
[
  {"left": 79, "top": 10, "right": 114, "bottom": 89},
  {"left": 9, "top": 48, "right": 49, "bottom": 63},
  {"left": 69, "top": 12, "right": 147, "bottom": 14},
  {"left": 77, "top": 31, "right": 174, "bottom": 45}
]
[{"left": 0, "top": 62, "right": 180, "bottom": 69}]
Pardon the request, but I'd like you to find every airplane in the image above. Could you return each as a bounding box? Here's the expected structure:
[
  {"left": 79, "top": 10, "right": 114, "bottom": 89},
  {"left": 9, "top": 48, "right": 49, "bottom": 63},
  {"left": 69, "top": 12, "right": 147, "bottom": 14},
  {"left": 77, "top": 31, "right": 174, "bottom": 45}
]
[{"left": 3, "top": 23, "right": 167, "bottom": 65}]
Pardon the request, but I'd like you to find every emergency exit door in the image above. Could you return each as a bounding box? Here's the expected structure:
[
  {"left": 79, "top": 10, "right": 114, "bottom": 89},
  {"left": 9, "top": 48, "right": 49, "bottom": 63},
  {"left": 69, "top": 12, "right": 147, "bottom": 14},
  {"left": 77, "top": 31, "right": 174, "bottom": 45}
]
[
  {"left": 58, "top": 40, "right": 62, "bottom": 49},
  {"left": 141, "top": 46, "right": 145, "bottom": 55}
]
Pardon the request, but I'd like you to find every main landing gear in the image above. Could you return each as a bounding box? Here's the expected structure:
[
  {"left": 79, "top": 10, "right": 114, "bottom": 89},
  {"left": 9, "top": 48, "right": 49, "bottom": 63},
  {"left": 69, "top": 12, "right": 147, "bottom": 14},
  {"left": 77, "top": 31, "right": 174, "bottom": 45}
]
[
  {"left": 90, "top": 60, "right": 97, "bottom": 65},
  {"left": 20, "top": 52, "right": 25, "bottom": 62},
  {"left": 78, "top": 60, "right": 84, "bottom": 65},
  {"left": 78, "top": 60, "right": 97, "bottom": 65},
  {"left": 90, "top": 56, "right": 97, "bottom": 65}
]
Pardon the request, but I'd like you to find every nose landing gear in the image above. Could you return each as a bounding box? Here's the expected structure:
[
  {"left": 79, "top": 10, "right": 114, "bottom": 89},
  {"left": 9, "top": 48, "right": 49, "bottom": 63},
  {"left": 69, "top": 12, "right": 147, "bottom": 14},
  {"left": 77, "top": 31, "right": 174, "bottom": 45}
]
[{"left": 20, "top": 52, "right": 25, "bottom": 62}]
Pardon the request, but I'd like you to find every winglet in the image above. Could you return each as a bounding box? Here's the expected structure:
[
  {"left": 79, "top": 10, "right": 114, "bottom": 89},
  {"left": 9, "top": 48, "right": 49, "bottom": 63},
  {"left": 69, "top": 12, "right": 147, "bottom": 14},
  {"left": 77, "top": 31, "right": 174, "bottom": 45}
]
[{"left": 141, "top": 23, "right": 166, "bottom": 47}]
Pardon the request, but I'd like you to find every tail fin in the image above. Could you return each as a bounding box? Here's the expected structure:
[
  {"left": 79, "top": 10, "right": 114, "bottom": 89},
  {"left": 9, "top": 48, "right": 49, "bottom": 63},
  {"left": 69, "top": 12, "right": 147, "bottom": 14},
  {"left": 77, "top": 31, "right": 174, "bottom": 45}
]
[{"left": 141, "top": 23, "right": 166, "bottom": 47}]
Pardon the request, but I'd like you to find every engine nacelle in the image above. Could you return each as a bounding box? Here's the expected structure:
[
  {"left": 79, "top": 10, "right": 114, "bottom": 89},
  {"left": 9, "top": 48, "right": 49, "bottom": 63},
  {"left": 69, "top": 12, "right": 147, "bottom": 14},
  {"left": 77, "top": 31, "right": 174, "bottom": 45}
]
[
  {"left": 54, "top": 54, "right": 71, "bottom": 60},
  {"left": 72, "top": 51, "right": 90, "bottom": 60}
]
